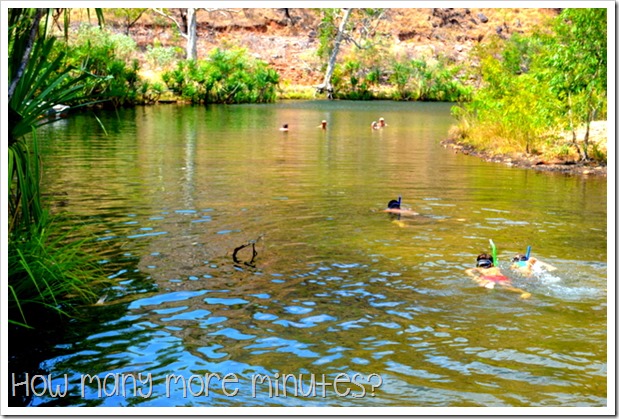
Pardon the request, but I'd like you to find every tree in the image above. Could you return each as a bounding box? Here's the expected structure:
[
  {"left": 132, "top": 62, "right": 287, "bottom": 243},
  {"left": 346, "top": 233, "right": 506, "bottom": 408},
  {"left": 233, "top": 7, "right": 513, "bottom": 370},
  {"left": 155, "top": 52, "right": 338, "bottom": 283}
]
[
  {"left": 315, "top": 8, "right": 386, "bottom": 99},
  {"left": 112, "top": 8, "right": 148, "bottom": 35},
  {"left": 152, "top": 8, "right": 238, "bottom": 61},
  {"left": 153, "top": 8, "right": 198, "bottom": 60},
  {"left": 318, "top": 8, "right": 352, "bottom": 99},
  {"left": 543, "top": 8, "right": 607, "bottom": 160}
]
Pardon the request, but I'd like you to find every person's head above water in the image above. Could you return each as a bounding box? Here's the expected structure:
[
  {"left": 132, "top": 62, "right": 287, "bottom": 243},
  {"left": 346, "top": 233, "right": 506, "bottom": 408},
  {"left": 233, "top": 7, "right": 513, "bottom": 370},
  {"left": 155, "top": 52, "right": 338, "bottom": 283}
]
[
  {"left": 476, "top": 253, "right": 494, "bottom": 268},
  {"left": 387, "top": 196, "right": 402, "bottom": 209},
  {"left": 320, "top": 120, "right": 327, "bottom": 129},
  {"left": 279, "top": 124, "right": 289, "bottom": 131}
]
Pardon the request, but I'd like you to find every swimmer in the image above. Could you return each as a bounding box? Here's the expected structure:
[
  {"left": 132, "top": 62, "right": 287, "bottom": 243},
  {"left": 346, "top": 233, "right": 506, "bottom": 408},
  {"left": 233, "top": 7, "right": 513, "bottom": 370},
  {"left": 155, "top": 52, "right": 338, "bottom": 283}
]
[
  {"left": 371, "top": 121, "right": 379, "bottom": 130},
  {"left": 388, "top": 196, "right": 401, "bottom": 209},
  {"left": 318, "top": 120, "right": 327, "bottom": 129},
  {"left": 511, "top": 253, "right": 557, "bottom": 276},
  {"left": 279, "top": 124, "right": 289, "bottom": 132},
  {"left": 383, "top": 196, "right": 418, "bottom": 216},
  {"left": 378, "top": 117, "right": 387, "bottom": 128},
  {"left": 465, "top": 253, "right": 531, "bottom": 299}
]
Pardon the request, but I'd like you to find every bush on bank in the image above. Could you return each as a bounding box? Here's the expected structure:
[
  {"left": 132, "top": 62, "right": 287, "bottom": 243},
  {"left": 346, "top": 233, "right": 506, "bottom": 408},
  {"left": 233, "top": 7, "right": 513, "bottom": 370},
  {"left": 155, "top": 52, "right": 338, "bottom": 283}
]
[
  {"left": 450, "top": 9, "right": 607, "bottom": 162},
  {"left": 162, "top": 47, "right": 280, "bottom": 104}
]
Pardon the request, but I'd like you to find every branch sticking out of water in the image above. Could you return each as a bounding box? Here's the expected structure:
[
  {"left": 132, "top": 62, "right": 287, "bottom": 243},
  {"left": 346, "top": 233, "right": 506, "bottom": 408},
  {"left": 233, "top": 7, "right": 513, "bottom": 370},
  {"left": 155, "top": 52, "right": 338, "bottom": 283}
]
[{"left": 232, "top": 235, "right": 263, "bottom": 268}]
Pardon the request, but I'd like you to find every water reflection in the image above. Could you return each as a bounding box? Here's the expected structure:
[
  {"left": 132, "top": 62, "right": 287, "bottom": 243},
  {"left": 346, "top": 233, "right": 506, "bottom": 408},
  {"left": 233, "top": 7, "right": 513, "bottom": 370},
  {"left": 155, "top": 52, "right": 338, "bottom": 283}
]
[{"left": 24, "top": 101, "right": 607, "bottom": 407}]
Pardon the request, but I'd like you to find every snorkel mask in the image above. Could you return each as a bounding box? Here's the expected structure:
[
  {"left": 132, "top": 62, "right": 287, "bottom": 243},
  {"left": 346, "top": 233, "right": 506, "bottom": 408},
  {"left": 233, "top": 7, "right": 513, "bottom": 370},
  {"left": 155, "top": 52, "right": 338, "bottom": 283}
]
[
  {"left": 512, "top": 246, "right": 532, "bottom": 267},
  {"left": 476, "top": 257, "right": 493, "bottom": 268}
]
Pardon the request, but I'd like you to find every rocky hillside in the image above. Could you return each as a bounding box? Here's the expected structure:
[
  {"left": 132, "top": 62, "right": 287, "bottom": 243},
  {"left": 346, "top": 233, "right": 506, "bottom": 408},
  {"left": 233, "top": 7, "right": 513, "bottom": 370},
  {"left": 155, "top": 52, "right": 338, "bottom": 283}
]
[{"left": 96, "top": 8, "right": 560, "bottom": 86}]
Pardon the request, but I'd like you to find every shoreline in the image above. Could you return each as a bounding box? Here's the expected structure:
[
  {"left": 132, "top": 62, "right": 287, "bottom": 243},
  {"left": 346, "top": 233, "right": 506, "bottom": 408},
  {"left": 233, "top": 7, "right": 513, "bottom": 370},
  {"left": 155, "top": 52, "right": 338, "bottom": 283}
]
[{"left": 440, "top": 138, "right": 607, "bottom": 177}]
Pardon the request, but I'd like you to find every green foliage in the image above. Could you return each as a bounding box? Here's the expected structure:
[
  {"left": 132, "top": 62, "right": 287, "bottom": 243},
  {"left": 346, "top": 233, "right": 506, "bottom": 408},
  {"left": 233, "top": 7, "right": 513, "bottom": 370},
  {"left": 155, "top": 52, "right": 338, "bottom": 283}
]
[
  {"left": 333, "top": 59, "right": 372, "bottom": 100},
  {"left": 8, "top": 9, "right": 109, "bottom": 329},
  {"left": 162, "top": 47, "right": 280, "bottom": 104},
  {"left": 61, "top": 25, "right": 139, "bottom": 107},
  {"left": 110, "top": 8, "right": 148, "bottom": 34},
  {"left": 540, "top": 8, "right": 607, "bottom": 160},
  {"left": 501, "top": 33, "right": 542, "bottom": 75},
  {"left": 316, "top": 8, "right": 340, "bottom": 60},
  {"left": 8, "top": 9, "right": 87, "bottom": 230},
  {"left": 456, "top": 36, "right": 560, "bottom": 154},
  {"left": 9, "top": 22, "right": 89, "bottom": 141},
  {"left": 63, "top": 24, "right": 145, "bottom": 106},
  {"left": 9, "top": 212, "right": 107, "bottom": 328},
  {"left": 453, "top": 8, "right": 607, "bottom": 161},
  {"left": 387, "top": 58, "right": 471, "bottom": 102},
  {"left": 146, "top": 44, "right": 182, "bottom": 70}
]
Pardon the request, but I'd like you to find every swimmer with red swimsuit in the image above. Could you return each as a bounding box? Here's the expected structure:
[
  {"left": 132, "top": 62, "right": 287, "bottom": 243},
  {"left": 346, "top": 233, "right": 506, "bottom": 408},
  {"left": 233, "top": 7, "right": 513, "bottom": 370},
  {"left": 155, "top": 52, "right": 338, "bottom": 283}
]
[{"left": 465, "top": 253, "right": 531, "bottom": 299}]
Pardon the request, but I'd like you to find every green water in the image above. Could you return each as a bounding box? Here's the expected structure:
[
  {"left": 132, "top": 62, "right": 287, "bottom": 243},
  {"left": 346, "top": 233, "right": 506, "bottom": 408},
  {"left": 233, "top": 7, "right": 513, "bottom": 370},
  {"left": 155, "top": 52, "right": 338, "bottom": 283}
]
[{"left": 17, "top": 101, "right": 607, "bottom": 408}]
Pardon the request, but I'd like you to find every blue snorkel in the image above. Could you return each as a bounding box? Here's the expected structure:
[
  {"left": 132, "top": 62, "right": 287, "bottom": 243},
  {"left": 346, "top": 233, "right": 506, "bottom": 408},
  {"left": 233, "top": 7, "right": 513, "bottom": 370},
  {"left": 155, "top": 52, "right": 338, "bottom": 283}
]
[
  {"left": 489, "top": 239, "right": 497, "bottom": 266},
  {"left": 515, "top": 245, "right": 532, "bottom": 267},
  {"left": 513, "top": 245, "right": 531, "bottom": 267}
]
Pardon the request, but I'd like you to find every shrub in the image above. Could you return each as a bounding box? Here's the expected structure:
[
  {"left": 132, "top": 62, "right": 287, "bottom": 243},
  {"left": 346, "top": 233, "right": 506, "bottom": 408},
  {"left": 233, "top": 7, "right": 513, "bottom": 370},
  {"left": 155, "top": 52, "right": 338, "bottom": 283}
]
[
  {"left": 63, "top": 24, "right": 145, "bottom": 107},
  {"left": 145, "top": 44, "right": 182, "bottom": 70},
  {"left": 162, "top": 47, "right": 280, "bottom": 104}
]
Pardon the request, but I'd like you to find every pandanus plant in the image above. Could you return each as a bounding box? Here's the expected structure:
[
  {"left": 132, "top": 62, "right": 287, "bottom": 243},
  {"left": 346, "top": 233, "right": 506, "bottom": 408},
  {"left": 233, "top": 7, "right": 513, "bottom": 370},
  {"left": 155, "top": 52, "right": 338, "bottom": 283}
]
[{"left": 8, "top": 8, "right": 107, "bottom": 327}]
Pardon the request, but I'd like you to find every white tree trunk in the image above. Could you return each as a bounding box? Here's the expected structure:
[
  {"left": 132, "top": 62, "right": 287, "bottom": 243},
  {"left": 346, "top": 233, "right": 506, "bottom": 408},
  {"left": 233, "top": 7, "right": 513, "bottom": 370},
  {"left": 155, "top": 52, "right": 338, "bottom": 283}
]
[
  {"left": 186, "top": 8, "right": 197, "bottom": 60},
  {"left": 152, "top": 8, "right": 198, "bottom": 60},
  {"left": 322, "top": 8, "right": 352, "bottom": 99}
]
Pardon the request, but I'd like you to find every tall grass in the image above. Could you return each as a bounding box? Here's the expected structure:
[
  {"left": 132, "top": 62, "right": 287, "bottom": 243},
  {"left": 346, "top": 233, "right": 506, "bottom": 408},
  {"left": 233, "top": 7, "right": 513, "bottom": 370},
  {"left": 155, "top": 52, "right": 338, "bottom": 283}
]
[
  {"left": 9, "top": 212, "right": 107, "bottom": 328},
  {"left": 8, "top": 131, "right": 108, "bottom": 328}
]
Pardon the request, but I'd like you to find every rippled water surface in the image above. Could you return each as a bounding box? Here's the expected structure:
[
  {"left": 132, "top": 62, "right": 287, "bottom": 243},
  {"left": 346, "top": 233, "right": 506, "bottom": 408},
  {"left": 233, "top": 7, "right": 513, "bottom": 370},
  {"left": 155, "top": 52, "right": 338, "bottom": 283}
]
[{"left": 20, "top": 101, "right": 607, "bottom": 408}]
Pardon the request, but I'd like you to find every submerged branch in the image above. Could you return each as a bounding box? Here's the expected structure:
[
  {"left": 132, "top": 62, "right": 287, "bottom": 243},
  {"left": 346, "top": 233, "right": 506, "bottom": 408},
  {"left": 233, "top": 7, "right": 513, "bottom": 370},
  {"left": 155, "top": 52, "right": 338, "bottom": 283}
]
[{"left": 232, "top": 235, "right": 264, "bottom": 268}]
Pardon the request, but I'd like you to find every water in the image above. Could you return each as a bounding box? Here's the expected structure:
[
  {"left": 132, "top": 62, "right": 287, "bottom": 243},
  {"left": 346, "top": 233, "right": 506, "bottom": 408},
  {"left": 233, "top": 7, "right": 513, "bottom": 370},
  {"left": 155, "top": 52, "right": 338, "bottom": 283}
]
[{"left": 15, "top": 101, "right": 607, "bottom": 408}]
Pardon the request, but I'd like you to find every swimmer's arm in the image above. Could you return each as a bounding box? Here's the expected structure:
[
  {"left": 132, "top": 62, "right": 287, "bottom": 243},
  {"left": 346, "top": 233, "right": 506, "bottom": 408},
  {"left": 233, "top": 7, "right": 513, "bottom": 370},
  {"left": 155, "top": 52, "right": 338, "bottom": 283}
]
[
  {"left": 535, "top": 260, "right": 558, "bottom": 271},
  {"left": 383, "top": 208, "right": 419, "bottom": 215},
  {"left": 510, "top": 263, "right": 532, "bottom": 276}
]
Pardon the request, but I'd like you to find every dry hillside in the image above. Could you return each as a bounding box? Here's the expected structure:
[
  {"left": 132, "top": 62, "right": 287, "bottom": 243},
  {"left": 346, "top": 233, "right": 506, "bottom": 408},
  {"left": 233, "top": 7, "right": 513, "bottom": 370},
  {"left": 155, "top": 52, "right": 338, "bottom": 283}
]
[{"left": 80, "top": 8, "right": 560, "bottom": 86}]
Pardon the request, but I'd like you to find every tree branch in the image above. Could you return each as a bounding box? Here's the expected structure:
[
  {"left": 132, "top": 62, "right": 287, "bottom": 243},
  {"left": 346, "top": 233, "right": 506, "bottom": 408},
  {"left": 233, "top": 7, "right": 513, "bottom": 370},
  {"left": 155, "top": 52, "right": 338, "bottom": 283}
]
[
  {"left": 127, "top": 9, "right": 147, "bottom": 30},
  {"left": 152, "top": 8, "right": 188, "bottom": 39}
]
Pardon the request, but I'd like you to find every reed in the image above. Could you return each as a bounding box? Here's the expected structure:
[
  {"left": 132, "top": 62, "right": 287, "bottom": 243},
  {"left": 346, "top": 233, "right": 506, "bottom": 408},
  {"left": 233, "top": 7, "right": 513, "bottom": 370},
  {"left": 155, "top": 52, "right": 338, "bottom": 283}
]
[{"left": 9, "top": 213, "right": 107, "bottom": 328}]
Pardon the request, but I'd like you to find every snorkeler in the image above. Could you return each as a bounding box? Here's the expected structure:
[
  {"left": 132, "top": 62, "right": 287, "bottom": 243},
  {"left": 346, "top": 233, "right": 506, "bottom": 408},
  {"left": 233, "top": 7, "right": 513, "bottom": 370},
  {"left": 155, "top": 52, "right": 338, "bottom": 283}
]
[
  {"left": 511, "top": 246, "right": 557, "bottom": 276},
  {"left": 383, "top": 196, "right": 418, "bottom": 216},
  {"left": 465, "top": 253, "right": 532, "bottom": 299},
  {"left": 279, "top": 124, "right": 289, "bottom": 132}
]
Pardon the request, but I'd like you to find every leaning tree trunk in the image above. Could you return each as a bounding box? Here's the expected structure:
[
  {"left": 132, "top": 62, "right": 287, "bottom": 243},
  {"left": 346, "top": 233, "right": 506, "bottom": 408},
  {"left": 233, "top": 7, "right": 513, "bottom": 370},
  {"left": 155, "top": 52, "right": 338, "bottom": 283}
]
[
  {"left": 321, "top": 8, "right": 352, "bottom": 100},
  {"left": 152, "top": 8, "right": 198, "bottom": 60},
  {"left": 186, "top": 8, "right": 197, "bottom": 60}
]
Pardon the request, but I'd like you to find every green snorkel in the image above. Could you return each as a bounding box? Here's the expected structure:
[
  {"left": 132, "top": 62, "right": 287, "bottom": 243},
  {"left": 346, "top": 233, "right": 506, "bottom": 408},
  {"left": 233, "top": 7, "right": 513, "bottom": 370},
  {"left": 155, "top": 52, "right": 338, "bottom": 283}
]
[{"left": 489, "top": 239, "right": 498, "bottom": 266}]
